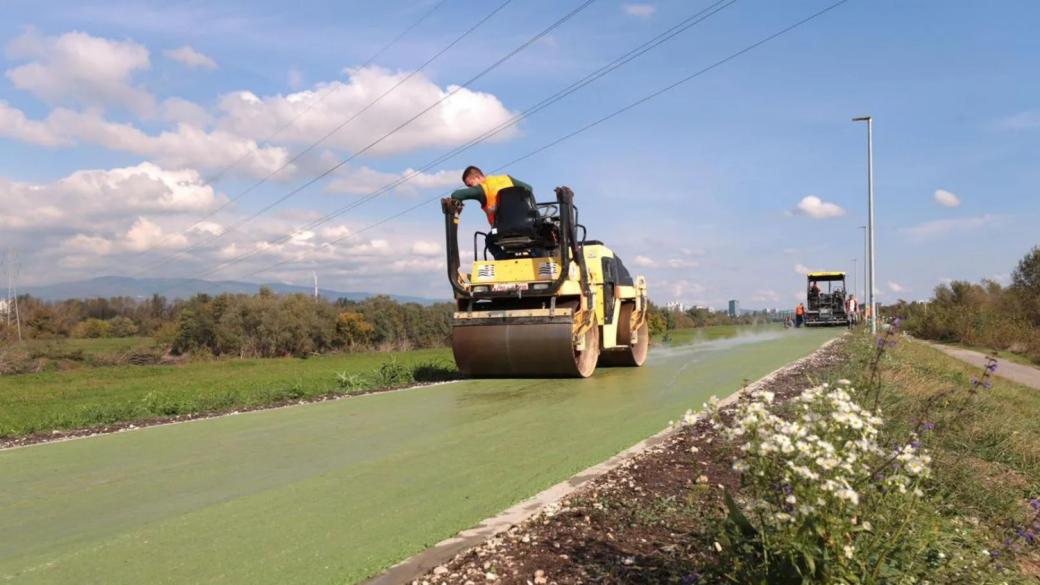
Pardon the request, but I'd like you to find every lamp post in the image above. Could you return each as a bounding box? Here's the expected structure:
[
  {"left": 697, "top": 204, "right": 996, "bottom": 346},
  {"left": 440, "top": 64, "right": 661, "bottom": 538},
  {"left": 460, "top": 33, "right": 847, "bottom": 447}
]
[
  {"left": 851, "top": 258, "right": 857, "bottom": 306},
  {"left": 859, "top": 225, "right": 867, "bottom": 301},
  {"left": 853, "top": 116, "right": 877, "bottom": 334}
]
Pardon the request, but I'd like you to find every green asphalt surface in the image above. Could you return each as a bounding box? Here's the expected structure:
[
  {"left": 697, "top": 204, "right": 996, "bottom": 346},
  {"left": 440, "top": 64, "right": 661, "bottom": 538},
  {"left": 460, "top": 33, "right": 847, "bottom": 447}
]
[{"left": 0, "top": 327, "right": 838, "bottom": 584}]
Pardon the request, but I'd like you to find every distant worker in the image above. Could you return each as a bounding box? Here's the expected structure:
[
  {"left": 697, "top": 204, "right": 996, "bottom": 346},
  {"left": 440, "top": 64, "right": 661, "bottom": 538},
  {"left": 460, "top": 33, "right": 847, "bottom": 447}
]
[
  {"left": 809, "top": 280, "right": 821, "bottom": 298},
  {"left": 846, "top": 295, "right": 858, "bottom": 329},
  {"left": 449, "top": 166, "right": 535, "bottom": 259},
  {"left": 795, "top": 303, "right": 805, "bottom": 328}
]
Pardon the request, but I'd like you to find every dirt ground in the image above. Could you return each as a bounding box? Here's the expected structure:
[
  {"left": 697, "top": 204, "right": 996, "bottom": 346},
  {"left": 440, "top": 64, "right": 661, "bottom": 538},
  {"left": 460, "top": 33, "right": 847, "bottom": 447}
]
[{"left": 409, "top": 340, "right": 848, "bottom": 585}]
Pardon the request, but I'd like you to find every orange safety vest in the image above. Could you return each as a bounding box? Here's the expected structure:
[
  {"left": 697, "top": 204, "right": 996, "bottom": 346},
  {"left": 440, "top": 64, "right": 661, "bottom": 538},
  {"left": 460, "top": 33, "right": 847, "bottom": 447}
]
[
  {"left": 479, "top": 175, "right": 515, "bottom": 225},
  {"left": 795, "top": 304, "right": 805, "bottom": 316}
]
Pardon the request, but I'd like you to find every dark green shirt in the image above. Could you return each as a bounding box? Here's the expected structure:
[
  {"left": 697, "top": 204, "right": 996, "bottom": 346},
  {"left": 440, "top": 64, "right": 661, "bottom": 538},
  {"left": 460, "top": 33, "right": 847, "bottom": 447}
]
[{"left": 450, "top": 175, "right": 533, "bottom": 207}]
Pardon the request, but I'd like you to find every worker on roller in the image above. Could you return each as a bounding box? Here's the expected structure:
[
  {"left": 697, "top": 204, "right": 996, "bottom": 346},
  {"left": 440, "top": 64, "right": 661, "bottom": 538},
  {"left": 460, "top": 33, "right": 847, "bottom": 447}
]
[{"left": 448, "top": 166, "right": 535, "bottom": 259}]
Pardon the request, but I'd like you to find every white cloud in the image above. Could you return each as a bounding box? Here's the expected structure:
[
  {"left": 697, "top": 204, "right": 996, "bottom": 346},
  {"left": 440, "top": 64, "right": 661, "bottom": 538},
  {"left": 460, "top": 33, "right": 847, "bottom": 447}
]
[
  {"left": 794, "top": 263, "right": 811, "bottom": 275},
  {"left": 163, "top": 45, "right": 217, "bottom": 70},
  {"left": 411, "top": 241, "right": 441, "bottom": 256},
  {"left": 902, "top": 214, "right": 997, "bottom": 241},
  {"left": 790, "top": 195, "right": 846, "bottom": 219},
  {"left": 622, "top": 3, "right": 656, "bottom": 17},
  {"left": 633, "top": 255, "right": 655, "bottom": 267},
  {"left": 0, "top": 162, "right": 221, "bottom": 233},
  {"left": 5, "top": 28, "right": 154, "bottom": 115},
  {"left": 933, "top": 189, "right": 960, "bottom": 207},
  {"left": 0, "top": 104, "right": 289, "bottom": 178},
  {"left": 160, "top": 97, "right": 214, "bottom": 127},
  {"left": 325, "top": 166, "right": 460, "bottom": 196},
  {"left": 125, "top": 217, "right": 188, "bottom": 251},
  {"left": 887, "top": 281, "right": 905, "bottom": 293},
  {"left": 215, "top": 66, "right": 519, "bottom": 156},
  {"left": 994, "top": 110, "right": 1040, "bottom": 131}
]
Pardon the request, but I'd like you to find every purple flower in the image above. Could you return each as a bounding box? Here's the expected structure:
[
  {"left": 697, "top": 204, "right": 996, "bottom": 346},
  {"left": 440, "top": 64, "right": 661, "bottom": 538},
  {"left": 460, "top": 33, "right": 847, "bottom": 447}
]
[
  {"left": 681, "top": 573, "right": 702, "bottom": 584},
  {"left": 990, "top": 549, "right": 1000, "bottom": 560},
  {"left": 1030, "top": 498, "right": 1040, "bottom": 511},
  {"left": 971, "top": 376, "right": 979, "bottom": 387},
  {"left": 922, "top": 422, "right": 935, "bottom": 432},
  {"left": 892, "top": 317, "right": 902, "bottom": 327},
  {"left": 876, "top": 336, "right": 886, "bottom": 349},
  {"left": 983, "top": 379, "right": 992, "bottom": 390}
]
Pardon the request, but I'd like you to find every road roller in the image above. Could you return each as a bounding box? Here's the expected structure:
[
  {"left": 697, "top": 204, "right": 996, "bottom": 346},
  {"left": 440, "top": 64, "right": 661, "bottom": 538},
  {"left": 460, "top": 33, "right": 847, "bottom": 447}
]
[{"left": 441, "top": 186, "right": 649, "bottom": 378}]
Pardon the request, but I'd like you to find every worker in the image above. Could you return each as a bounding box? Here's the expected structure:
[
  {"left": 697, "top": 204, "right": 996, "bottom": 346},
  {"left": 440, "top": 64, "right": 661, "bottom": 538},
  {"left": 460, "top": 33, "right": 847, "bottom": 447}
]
[
  {"left": 846, "top": 294, "right": 858, "bottom": 329},
  {"left": 795, "top": 303, "right": 805, "bottom": 328},
  {"left": 449, "top": 166, "right": 535, "bottom": 259}
]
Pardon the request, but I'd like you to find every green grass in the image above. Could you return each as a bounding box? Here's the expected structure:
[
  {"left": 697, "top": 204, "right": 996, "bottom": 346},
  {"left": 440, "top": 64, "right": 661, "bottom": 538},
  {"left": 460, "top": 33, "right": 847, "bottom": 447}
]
[
  {"left": 659, "top": 323, "right": 781, "bottom": 346},
  {"left": 0, "top": 328, "right": 839, "bottom": 585},
  {"left": 0, "top": 348, "right": 453, "bottom": 438},
  {"left": 843, "top": 334, "right": 1040, "bottom": 549}
]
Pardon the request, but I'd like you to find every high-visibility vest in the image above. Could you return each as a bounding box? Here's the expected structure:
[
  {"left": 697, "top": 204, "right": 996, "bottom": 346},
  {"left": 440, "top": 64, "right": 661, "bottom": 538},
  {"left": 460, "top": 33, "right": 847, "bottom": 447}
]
[
  {"left": 479, "top": 175, "right": 515, "bottom": 225},
  {"left": 795, "top": 304, "right": 805, "bottom": 316}
]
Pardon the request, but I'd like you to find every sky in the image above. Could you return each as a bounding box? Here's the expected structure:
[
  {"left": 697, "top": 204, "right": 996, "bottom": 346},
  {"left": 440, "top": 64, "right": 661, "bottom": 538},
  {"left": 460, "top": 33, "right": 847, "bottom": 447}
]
[{"left": 0, "top": 0, "right": 1037, "bottom": 308}]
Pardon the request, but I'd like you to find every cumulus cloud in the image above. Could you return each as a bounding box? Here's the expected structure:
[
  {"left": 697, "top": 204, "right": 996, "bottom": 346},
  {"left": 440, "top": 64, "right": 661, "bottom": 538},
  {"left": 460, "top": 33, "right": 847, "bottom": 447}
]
[
  {"left": 794, "top": 263, "right": 811, "bottom": 275},
  {"left": 789, "top": 195, "right": 846, "bottom": 219},
  {"left": 751, "top": 289, "right": 780, "bottom": 304},
  {"left": 163, "top": 45, "right": 217, "bottom": 70},
  {"left": 887, "top": 281, "right": 905, "bottom": 293},
  {"left": 160, "top": 97, "right": 214, "bottom": 127},
  {"left": 5, "top": 28, "right": 155, "bottom": 115},
  {"left": 411, "top": 241, "right": 441, "bottom": 256},
  {"left": 215, "top": 66, "right": 519, "bottom": 156},
  {"left": 324, "top": 166, "right": 460, "bottom": 196},
  {"left": 902, "top": 214, "right": 997, "bottom": 242},
  {"left": 933, "top": 189, "right": 960, "bottom": 207},
  {"left": 622, "top": 3, "right": 656, "bottom": 17},
  {"left": 0, "top": 104, "right": 289, "bottom": 178},
  {"left": 0, "top": 162, "right": 221, "bottom": 233}
]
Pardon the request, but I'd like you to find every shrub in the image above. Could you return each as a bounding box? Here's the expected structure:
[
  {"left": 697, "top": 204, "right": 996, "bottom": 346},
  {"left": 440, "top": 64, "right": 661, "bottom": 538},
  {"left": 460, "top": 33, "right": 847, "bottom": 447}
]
[
  {"left": 704, "top": 381, "right": 1008, "bottom": 583},
  {"left": 72, "top": 318, "right": 113, "bottom": 338}
]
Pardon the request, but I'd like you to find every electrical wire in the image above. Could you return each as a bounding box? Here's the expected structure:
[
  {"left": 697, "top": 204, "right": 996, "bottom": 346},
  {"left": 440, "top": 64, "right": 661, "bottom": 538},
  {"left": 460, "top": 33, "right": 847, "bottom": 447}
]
[
  {"left": 140, "top": 0, "right": 595, "bottom": 277},
  {"left": 234, "top": 0, "right": 852, "bottom": 282},
  {"left": 191, "top": 0, "right": 738, "bottom": 278}
]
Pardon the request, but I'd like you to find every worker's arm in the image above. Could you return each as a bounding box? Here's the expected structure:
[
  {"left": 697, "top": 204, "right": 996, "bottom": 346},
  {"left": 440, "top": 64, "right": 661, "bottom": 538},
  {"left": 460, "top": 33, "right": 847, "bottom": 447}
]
[
  {"left": 450, "top": 185, "right": 486, "bottom": 206},
  {"left": 509, "top": 176, "right": 533, "bottom": 193}
]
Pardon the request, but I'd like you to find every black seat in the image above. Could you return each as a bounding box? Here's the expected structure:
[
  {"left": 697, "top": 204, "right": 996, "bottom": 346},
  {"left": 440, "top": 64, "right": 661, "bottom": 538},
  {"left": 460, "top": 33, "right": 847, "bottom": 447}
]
[{"left": 490, "top": 187, "right": 557, "bottom": 254}]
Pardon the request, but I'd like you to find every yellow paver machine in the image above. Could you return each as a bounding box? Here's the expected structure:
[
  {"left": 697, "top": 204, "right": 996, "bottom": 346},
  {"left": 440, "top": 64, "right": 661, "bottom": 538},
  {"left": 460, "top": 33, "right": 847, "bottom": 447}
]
[{"left": 441, "top": 186, "right": 649, "bottom": 378}]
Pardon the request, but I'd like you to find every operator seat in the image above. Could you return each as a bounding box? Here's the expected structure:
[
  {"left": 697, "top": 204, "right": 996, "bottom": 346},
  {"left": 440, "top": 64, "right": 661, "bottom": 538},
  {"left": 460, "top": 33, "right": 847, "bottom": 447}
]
[{"left": 489, "top": 187, "right": 557, "bottom": 256}]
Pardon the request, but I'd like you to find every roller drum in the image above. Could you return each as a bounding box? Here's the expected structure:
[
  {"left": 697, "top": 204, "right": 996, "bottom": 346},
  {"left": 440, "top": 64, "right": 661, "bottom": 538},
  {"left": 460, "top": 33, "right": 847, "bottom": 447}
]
[{"left": 452, "top": 319, "right": 599, "bottom": 378}]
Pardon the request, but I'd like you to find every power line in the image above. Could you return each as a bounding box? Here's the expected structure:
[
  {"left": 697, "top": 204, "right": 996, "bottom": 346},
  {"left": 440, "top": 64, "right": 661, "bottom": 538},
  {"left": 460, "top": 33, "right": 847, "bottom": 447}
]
[
  {"left": 130, "top": 0, "right": 467, "bottom": 266},
  {"left": 138, "top": 0, "right": 594, "bottom": 276},
  {"left": 193, "top": 0, "right": 738, "bottom": 278},
  {"left": 239, "top": 0, "right": 852, "bottom": 281}
]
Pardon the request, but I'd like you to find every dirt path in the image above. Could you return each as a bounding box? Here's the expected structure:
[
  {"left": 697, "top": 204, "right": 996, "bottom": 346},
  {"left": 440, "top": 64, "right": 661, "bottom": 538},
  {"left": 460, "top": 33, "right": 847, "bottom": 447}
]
[{"left": 927, "top": 343, "right": 1040, "bottom": 390}]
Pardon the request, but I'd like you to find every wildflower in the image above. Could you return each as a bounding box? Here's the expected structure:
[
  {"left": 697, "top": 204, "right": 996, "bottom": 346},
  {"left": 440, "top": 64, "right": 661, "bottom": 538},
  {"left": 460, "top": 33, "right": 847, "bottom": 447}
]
[
  {"left": 1030, "top": 498, "right": 1040, "bottom": 511},
  {"left": 785, "top": 494, "right": 797, "bottom": 505},
  {"left": 689, "top": 446, "right": 699, "bottom": 454},
  {"left": 844, "top": 545, "right": 855, "bottom": 559},
  {"left": 696, "top": 475, "right": 709, "bottom": 484},
  {"left": 714, "top": 541, "right": 722, "bottom": 552}
]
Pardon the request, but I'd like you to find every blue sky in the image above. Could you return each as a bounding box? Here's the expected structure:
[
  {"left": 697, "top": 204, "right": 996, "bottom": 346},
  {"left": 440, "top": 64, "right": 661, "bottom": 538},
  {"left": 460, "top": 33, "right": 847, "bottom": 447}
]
[{"left": 0, "top": 0, "right": 1036, "bottom": 307}]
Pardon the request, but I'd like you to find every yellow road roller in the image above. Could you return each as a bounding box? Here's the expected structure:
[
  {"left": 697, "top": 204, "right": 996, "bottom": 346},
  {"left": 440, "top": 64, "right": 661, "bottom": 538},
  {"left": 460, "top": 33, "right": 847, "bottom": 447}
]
[{"left": 441, "top": 186, "right": 649, "bottom": 378}]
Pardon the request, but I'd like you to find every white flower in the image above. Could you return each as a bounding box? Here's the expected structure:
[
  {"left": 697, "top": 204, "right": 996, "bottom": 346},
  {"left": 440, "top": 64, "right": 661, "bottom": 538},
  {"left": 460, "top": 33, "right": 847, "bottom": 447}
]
[
  {"left": 844, "top": 544, "right": 855, "bottom": 559},
  {"left": 785, "top": 495, "right": 797, "bottom": 504},
  {"left": 689, "top": 446, "right": 699, "bottom": 454}
]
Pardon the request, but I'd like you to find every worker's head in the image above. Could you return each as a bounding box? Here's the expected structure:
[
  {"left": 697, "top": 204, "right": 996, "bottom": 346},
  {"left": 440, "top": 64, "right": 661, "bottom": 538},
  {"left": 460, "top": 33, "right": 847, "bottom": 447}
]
[{"left": 462, "top": 166, "right": 485, "bottom": 187}]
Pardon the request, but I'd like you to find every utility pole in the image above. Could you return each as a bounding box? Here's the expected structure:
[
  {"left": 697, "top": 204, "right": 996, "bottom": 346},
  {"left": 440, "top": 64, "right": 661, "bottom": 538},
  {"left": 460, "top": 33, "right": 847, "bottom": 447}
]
[
  {"left": 853, "top": 116, "right": 877, "bottom": 334},
  {"left": 858, "top": 225, "right": 867, "bottom": 301},
  {"left": 312, "top": 271, "right": 319, "bottom": 301},
  {"left": 852, "top": 258, "right": 857, "bottom": 304},
  {"left": 4, "top": 249, "right": 22, "bottom": 342}
]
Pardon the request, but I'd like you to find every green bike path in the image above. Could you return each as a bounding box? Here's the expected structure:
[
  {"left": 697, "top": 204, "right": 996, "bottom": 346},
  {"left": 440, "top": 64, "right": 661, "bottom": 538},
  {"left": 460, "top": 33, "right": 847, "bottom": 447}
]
[{"left": 0, "top": 328, "right": 837, "bottom": 584}]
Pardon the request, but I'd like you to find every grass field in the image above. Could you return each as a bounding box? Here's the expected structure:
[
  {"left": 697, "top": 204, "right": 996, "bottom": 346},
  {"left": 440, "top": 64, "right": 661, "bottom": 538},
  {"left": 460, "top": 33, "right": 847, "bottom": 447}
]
[
  {"left": 0, "top": 324, "right": 759, "bottom": 439},
  {"left": 0, "top": 347, "right": 452, "bottom": 438},
  {"left": 0, "top": 327, "right": 839, "bottom": 585},
  {"left": 842, "top": 333, "right": 1040, "bottom": 557}
]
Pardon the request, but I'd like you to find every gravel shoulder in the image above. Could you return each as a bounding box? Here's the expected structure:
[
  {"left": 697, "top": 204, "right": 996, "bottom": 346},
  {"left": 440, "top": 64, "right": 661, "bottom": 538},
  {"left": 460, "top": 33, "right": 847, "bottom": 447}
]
[{"left": 388, "top": 337, "right": 848, "bottom": 585}]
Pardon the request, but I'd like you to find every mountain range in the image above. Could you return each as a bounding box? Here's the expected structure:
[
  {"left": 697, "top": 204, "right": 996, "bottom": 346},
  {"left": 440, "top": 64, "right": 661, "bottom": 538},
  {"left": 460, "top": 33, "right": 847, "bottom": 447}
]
[{"left": 20, "top": 276, "right": 441, "bottom": 305}]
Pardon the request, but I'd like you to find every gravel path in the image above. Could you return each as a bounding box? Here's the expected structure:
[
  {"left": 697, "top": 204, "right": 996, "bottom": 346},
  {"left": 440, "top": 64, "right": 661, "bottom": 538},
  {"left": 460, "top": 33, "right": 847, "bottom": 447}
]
[{"left": 928, "top": 343, "right": 1040, "bottom": 390}]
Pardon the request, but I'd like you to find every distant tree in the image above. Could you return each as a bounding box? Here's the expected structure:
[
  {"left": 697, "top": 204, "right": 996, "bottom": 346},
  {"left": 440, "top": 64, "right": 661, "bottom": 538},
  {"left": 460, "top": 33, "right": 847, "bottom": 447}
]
[
  {"left": 336, "top": 311, "right": 374, "bottom": 348},
  {"left": 108, "top": 316, "right": 139, "bottom": 337},
  {"left": 72, "top": 318, "right": 113, "bottom": 338}
]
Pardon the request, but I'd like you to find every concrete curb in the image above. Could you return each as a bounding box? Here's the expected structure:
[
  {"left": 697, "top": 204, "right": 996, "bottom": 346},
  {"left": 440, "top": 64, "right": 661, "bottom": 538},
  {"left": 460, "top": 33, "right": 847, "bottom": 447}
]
[{"left": 363, "top": 335, "right": 845, "bottom": 585}]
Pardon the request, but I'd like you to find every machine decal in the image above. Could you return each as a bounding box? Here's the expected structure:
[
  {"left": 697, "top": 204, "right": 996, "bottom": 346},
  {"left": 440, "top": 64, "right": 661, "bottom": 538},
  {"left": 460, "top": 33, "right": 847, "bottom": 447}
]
[{"left": 476, "top": 264, "right": 496, "bottom": 280}]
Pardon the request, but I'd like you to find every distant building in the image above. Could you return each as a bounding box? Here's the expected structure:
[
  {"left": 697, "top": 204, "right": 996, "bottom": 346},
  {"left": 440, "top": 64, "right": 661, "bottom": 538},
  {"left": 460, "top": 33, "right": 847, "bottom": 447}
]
[
  {"left": 693, "top": 305, "right": 712, "bottom": 313},
  {"left": 665, "top": 301, "right": 686, "bottom": 312},
  {"left": 728, "top": 299, "right": 739, "bottom": 318},
  {"left": 0, "top": 298, "right": 8, "bottom": 318}
]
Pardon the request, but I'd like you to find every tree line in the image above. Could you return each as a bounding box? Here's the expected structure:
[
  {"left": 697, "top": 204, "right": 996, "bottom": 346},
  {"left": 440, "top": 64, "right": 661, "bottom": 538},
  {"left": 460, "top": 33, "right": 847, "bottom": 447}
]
[
  {"left": 889, "top": 245, "right": 1040, "bottom": 364},
  {"left": 0, "top": 289, "right": 454, "bottom": 358}
]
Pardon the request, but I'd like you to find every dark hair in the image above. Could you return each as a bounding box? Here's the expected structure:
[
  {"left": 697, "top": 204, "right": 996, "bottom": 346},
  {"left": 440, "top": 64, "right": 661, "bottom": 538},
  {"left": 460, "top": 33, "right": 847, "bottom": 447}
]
[{"left": 462, "top": 166, "right": 483, "bottom": 183}]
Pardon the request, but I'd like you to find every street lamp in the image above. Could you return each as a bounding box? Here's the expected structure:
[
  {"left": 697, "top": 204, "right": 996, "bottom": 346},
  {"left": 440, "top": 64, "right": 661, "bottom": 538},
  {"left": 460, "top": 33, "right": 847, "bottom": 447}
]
[
  {"left": 853, "top": 116, "right": 877, "bottom": 334},
  {"left": 858, "top": 225, "right": 867, "bottom": 301}
]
